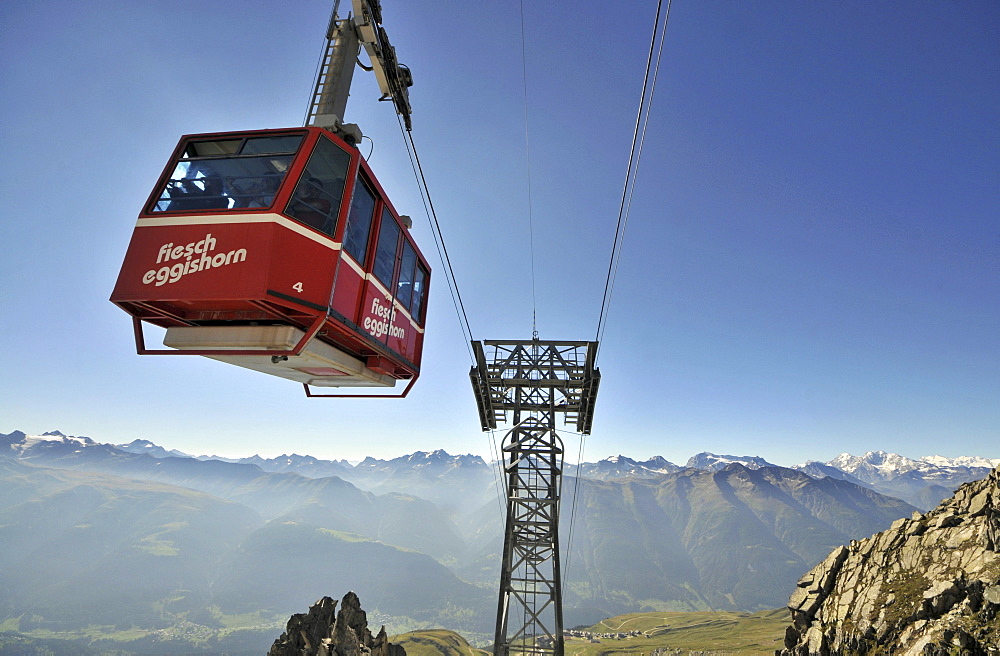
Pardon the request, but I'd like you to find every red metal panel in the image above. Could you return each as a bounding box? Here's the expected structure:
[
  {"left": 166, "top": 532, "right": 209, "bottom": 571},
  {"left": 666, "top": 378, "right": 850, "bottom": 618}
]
[
  {"left": 382, "top": 300, "right": 413, "bottom": 363},
  {"left": 359, "top": 282, "right": 397, "bottom": 351},
  {"left": 412, "top": 328, "right": 424, "bottom": 368},
  {"left": 111, "top": 220, "right": 269, "bottom": 303},
  {"left": 266, "top": 225, "right": 340, "bottom": 310},
  {"left": 330, "top": 256, "right": 367, "bottom": 324},
  {"left": 356, "top": 283, "right": 419, "bottom": 369}
]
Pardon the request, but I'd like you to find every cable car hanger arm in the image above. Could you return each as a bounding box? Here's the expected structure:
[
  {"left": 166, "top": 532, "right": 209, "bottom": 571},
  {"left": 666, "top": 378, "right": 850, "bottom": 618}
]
[{"left": 306, "top": 0, "right": 414, "bottom": 140}]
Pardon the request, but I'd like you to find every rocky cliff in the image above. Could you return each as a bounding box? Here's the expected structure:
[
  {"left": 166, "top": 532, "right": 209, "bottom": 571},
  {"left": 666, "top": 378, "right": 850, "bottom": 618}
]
[
  {"left": 269, "top": 592, "right": 405, "bottom": 656},
  {"left": 780, "top": 466, "right": 1000, "bottom": 655}
]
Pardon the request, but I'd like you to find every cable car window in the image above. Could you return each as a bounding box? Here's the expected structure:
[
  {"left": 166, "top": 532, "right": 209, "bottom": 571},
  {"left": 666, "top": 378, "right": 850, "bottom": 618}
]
[
  {"left": 240, "top": 135, "right": 303, "bottom": 155},
  {"left": 185, "top": 140, "right": 242, "bottom": 157},
  {"left": 372, "top": 209, "right": 401, "bottom": 287},
  {"left": 152, "top": 134, "right": 304, "bottom": 212},
  {"left": 396, "top": 240, "right": 417, "bottom": 309},
  {"left": 411, "top": 263, "right": 428, "bottom": 323},
  {"left": 285, "top": 136, "right": 350, "bottom": 236},
  {"left": 343, "top": 177, "right": 376, "bottom": 264}
]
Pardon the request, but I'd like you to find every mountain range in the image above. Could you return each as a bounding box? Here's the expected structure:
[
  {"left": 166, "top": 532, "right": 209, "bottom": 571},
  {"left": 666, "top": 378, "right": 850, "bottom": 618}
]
[
  {"left": 577, "top": 451, "right": 998, "bottom": 510},
  {"left": 2, "top": 429, "right": 996, "bottom": 650},
  {"left": 106, "top": 432, "right": 1000, "bottom": 511}
]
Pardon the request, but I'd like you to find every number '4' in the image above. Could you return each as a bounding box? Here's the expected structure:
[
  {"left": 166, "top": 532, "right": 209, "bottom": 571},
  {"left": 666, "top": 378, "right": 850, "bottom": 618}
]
[{"left": 293, "top": 282, "right": 303, "bottom": 293}]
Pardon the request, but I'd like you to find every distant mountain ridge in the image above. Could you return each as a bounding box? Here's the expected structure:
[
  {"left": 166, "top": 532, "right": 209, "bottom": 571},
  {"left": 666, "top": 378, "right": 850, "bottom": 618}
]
[
  {"left": 574, "top": 450, "right": 996, "bottom": 512},
  {"left": 577, "top": 450, "right": 997, "bottom": 510},
  {"left": 802, "top": 450, "right": 998, "bottom": 509},
  {"left": 575, "top": 454, "right": 680, "bottom": 480},
  {"left": 229, "top": 453, "right": 356, "bottom": 479},
  {"left": 685, "top": 452, "right": 777, "bottom": 471},
  {"left": 561, "top": 464, "right": 916, "bottom": 620},
  {"left": 825, "top": 449, "right": 1000, "bottom": 476},
  {"left": 118, "top": 438, "right": 195, "bottom": 459},
  {"left": 5, "top": 431, "right": 995, "bottom": 511}
]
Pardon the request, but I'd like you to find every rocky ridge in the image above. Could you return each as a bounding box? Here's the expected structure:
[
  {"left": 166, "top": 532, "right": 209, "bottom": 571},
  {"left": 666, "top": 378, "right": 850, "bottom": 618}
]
[
  {"left": 780, "top": 466, "right": 1000, "bottom": 654},
  {"left": 269, "top": 592, "right": 405, "bottom": 656}
]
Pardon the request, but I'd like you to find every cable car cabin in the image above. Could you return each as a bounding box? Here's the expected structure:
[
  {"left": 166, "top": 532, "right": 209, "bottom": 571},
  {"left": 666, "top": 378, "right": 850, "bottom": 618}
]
[{"left": 110, "top": 127, "right": 430, "bottom": 394}]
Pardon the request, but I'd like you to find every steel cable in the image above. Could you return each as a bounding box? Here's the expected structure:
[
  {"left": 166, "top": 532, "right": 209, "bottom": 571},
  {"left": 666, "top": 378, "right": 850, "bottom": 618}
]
[
  {"left": 567, "top": 0, "right": 674, "bottom": 592},
  {"left": 594, "top": 0, "right": 673, "bottom": 354},
  {"left": 396, "top": 117, "right": 476, "bottom": 359},
  {"left": 519, "top": 0, "right": 539, "bottom": 339},
  {"left": 395, "top": 117, "right": 510, "bottom": 518}
]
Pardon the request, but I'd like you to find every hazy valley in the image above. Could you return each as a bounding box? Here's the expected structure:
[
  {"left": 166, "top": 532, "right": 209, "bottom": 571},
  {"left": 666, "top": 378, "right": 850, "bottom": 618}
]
[{"left": 2, "top": 430, "right": 996, "bottom": 653}]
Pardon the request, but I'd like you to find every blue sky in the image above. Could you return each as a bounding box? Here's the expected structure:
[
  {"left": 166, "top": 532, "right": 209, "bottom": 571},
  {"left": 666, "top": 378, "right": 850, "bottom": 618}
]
[{"left": 1, "top": 1, "right": 997, "bottom": 466}]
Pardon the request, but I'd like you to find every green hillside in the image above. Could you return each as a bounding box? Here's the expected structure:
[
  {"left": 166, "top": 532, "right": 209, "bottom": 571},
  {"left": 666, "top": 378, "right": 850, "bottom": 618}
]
[
  {"left": 568, "top": 609, "right": 789, "bottom": 655},
  {"left": 562, "top": 466, "right": 913, "bottom": 618},
  {"left": 0, "top": 459, "right": 493, "bottom": 648},
  {"left": 20, "top": 446, "right": 469, "bottom": 562},
  {"left": 393, "top": 609, "right": 789, "bottom": 655},
  {"left": 211, "top": 520, "right": 490, "bottom": 632},
  {"left": 0, "top": 460, "right": 262, "bottom": 630},
  {"left": 391, "top": 629, "right": 491, "bottom": 656}
]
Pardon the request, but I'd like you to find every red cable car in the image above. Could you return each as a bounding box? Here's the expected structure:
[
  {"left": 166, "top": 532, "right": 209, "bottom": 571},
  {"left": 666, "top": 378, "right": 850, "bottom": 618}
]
[{"left": 110, "top": 126, "right": 430, "bottom": 396}]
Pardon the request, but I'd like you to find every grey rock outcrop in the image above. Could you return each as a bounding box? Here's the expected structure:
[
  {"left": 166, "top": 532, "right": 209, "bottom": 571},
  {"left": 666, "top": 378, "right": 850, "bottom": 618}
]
[
  {"left": 269, "top": 592, "right": 405, "bottom": 656},
  {"left": 779, "top": 466, "right": 1000, "bottom": 655}
]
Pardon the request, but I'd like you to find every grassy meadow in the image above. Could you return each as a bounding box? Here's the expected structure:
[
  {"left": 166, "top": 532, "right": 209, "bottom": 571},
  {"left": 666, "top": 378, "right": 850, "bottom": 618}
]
[
  {"left": 394, "top": 609, "right": 789, "bottom": 655},
  {"left": 564, "top": 608, "right": 788, "bottom": 655}
]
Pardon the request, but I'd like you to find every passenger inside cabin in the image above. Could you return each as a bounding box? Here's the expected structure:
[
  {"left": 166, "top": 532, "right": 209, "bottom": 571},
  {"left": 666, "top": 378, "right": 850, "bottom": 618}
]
[
  {"left": 166, "top": 174, "right": 229, "bottom": 211},
  {"left": 197, "top": 176, "right": 229, "bottom": 209},
  {"left": 288, "top": 177, "right": 335, "bottom": 234},
  {"left": 230, "top": 170, "right": 283, "bottom": 208}
]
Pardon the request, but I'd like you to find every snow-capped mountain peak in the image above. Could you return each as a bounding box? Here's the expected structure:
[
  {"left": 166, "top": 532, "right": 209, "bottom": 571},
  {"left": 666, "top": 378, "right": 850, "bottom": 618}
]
[
  {"left": 116, "top": 439, "right": 192, "bottom": 459},
  {"left": 686, "top": 452, "right": 777, "bottom": 471},
  {"left": 828, "top": 451, "right": 922, "bottom": 475},
  {"left": 825, "top": 451, "right": 1000, "bottom": 480},
  {"left": 921, "top": 455, "right": 1000, "bottom": 469},
  {"left": 23, "top": 432, "right": 95, "bottom": 449},
  {"left": 601, "top": 455, "right": 636, "bottom": 465},
  {"left": 576, "top": 455, "right": 680, "bottom": 481},
  {"left": 817, "top": 451, "right": 999, "bottom": 509}
]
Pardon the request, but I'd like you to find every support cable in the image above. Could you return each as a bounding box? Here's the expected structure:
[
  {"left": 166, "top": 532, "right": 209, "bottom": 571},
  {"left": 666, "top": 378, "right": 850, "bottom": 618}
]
[
  {"left": 561, "top": 433, "right": 587, "bottom": 586},
  {"left": 594, "top": 0, "right": 673, "bottom": 354},
  {"left": 565, "top": 0, "right": 673, "bottom": 602},
  {"left": 519, "top": 0, "right": 539, "bottom": 339},
  {"left": 396, "top": 116, "right": 476, "bottom": 359},
  {"left": 395, "top": 117, "right": 508, "bottom": 518},
  {"left": 487, "top": 428, "right": 507, "bottom": 519}
]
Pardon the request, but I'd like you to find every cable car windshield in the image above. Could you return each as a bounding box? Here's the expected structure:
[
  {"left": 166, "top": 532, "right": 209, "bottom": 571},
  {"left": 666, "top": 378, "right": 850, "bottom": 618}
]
[
  {"left": 343, "top": 177, "right": 376, "bottom": 263},
  {"left": 372, "top": 209, "right": 401, "bottom": 287},
  {"left": 150, "top": 134, "right": 304, "bottom": 212},
  {"left": 411, "top": 263, "right": 428, "bottom": 322},
  {"left": 284, "top": 135, "right": 352, "bottom": 237}
]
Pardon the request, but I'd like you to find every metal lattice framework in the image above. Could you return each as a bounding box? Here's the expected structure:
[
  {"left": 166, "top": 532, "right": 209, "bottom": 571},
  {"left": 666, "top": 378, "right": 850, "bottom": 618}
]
[{"left": 470, "top": 340, "right": 600, "bottom": 656}]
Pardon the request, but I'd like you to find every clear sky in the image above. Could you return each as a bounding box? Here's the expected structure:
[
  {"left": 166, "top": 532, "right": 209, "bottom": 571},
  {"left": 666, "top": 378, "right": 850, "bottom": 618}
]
[{"left": 1, "top": 1, "right": 997, "bottom": 466}]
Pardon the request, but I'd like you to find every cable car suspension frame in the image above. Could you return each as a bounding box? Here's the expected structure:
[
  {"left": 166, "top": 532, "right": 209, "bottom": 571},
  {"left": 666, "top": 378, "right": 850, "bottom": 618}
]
[{"left": 110, "top": 0, "right": 425, "bottom": 398}]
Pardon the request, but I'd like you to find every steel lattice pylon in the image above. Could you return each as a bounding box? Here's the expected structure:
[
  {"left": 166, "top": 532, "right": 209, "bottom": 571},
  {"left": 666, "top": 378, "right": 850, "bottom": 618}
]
[{"left": 470, "top": 340, "right": 600, "bottom": 656}]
